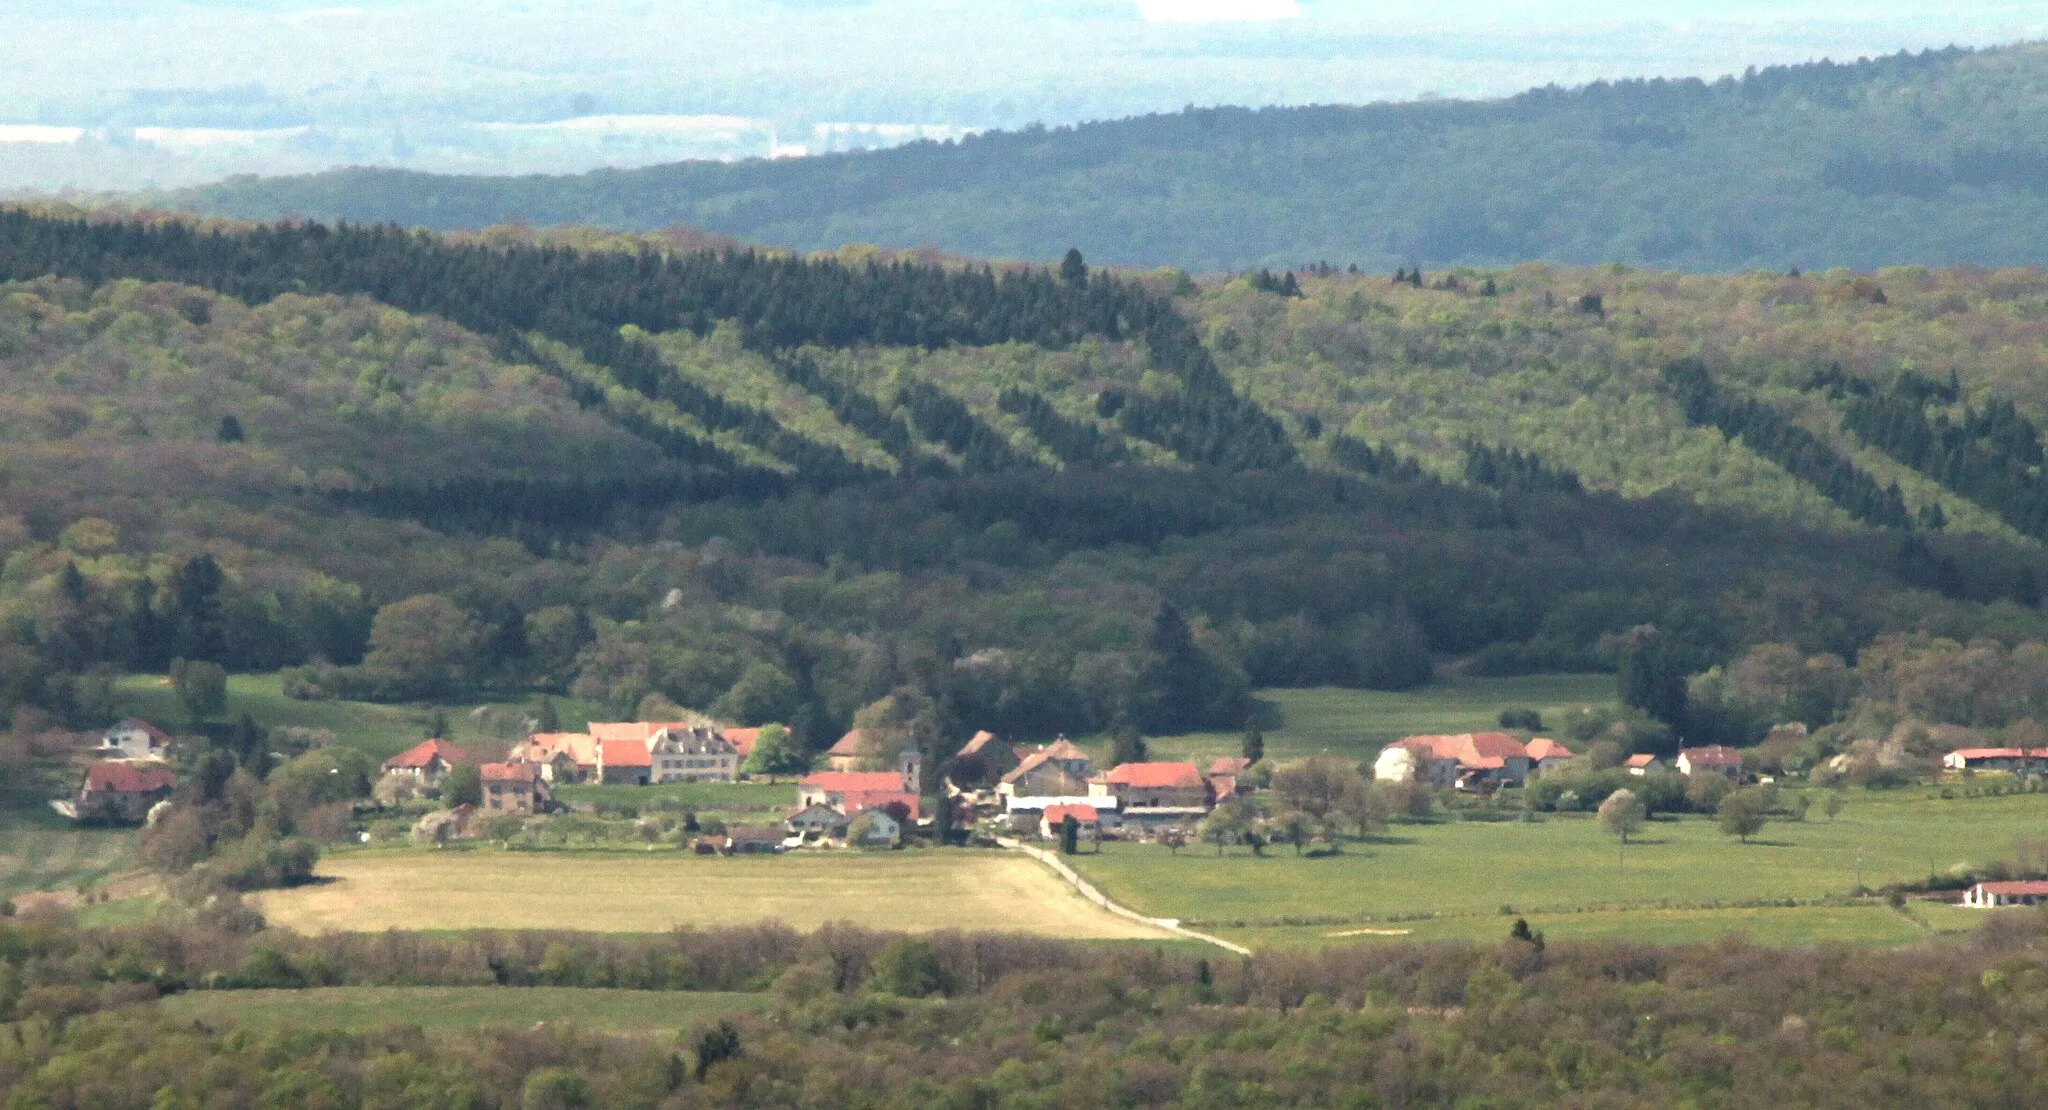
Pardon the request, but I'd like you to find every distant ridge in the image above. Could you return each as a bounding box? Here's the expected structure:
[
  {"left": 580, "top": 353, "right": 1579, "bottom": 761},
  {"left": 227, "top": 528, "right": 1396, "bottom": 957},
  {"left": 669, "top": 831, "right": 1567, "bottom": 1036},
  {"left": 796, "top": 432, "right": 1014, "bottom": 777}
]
[{"left": 158, "top": 44, "right": 2048, "bottom": 273}]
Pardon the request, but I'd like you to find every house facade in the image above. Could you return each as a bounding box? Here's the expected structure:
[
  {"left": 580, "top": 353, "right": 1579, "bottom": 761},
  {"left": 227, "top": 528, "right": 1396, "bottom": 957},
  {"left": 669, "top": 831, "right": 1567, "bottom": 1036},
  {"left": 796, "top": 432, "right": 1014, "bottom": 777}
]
[
  {"left": 481, "top": 762, "right": 548, "bottom": 814},
  {"left": 70, "top": 762, "right": 176, "bottom": 824},
  {"left": 100, "top": 719, "right": 176, "bottom": 762},
  {"left": 382, "top": 738, "right": 471, "bottom": 788},
  {"left": 647, "top": 725, "right": 740, "bottom": 783},
  {"left": 998, "top": 739, "right": 1093, "bottom": 799},
  {"left": 787, "top": 802, "right": 853, "bottom": 841}
]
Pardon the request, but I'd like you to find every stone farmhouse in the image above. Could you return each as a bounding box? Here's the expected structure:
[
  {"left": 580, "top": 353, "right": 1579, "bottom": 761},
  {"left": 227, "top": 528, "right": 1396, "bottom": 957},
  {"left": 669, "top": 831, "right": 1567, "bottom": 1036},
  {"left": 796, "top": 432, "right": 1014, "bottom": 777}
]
[
  {"left": 382, "top": 739, "right": 470, "bottom": 788},
  {"left": 99, "top": 719, "right": 176, "bottom": 762},
  {"left": 480, "top": 762, "right": 549, "bottom": 815}
]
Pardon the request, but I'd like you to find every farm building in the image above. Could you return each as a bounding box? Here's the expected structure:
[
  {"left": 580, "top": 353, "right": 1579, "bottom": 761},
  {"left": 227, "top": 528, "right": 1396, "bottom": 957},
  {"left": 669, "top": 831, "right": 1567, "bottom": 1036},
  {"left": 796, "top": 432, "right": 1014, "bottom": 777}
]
[
  {"left": 1091, "top": 762, "right": 1211, "bottom": 831},
  {"left": 1943, "top": 748, "right": 2038, "bottom": 773},
  {"left": 1005, "top": 793, "right": 1119, "bottom": 833},
  {"left": 1522, "top": 737, "right": 1575, "bottom": 774},
  {"left": 66, "top": 762, "right": 176, "bottom": 824},
  {"left": 1625, "top": 754, "right": 1661, "bottom": 776},
  {"left": 1207, "top": 757, "right": 1254, "bottom": 798},
  {"left": 1964, "top": 880, "right": 2048, "bottom": 908},
  {"left": 99, "top": 719, "right": 176, "bottom": 762},
  {"left": 1676, "top": 746, "right": 1743, "bottom": 779},
  {"left": 953, "top": 730, "right": 1019, "bottom": 785},
  {"left": 786, "top": 802, "right": 853, "bottom": 841},
  {"left": 721, "top": 826, "right": 788, "bottom": 855},
  {"left": 824, "top": 729, "right": 875, "bottom": 772},
  {"left": 1039, "top": 803, "right": 1100, "bottom": 840},
  {"left": 1375, "top": 734, "right": 1533, "bottom": 790},
  {"left": 382, "top": 739, "right": 470, "bottom": 787}
]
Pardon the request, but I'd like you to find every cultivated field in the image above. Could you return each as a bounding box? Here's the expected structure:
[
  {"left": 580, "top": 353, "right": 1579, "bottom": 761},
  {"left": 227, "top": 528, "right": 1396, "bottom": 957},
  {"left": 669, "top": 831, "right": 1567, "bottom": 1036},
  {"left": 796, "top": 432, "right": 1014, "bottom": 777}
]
[
  {"left": 157, "top": 986, "right": 771, "bottom": 1035},
  {"left": 1068, "top": 789, "right": 2048, "bottom": 948},
  {"left": 255, "top": 849, "right": 1175, "bottom": 940},
  {"left": 0, "top": 806, "right": 135, "bottom": 902}
]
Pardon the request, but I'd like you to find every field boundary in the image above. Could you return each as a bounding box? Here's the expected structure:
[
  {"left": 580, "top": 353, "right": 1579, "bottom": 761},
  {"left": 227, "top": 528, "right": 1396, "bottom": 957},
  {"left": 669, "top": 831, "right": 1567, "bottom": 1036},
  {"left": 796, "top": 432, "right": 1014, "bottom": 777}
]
[{"left": 998, "top": 838, "right": 1252, "bottom": 955}]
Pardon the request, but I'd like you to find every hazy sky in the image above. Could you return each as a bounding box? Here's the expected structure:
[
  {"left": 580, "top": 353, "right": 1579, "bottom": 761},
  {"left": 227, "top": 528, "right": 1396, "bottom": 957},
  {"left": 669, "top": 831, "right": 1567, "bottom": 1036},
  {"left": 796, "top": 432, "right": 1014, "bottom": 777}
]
[{"left": 2, "top": 1, "right": 2044, "bottom": 187}]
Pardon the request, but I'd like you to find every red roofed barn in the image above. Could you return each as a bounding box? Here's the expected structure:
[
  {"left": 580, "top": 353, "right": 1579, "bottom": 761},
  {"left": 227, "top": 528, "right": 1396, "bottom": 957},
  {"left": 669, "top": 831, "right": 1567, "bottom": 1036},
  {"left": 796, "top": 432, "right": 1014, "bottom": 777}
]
[{"left": 383, "top": 739, "right": 471, "bottom": 788}]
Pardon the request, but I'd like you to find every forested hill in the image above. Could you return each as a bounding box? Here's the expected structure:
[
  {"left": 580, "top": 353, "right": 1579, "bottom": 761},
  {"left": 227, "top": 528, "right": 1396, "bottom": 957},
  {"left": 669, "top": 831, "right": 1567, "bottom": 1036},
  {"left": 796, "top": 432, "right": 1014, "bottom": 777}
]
[
  {"left": 12, "top": 207, "right": 2048, "bottom": 764},
  {"left": 163, "top": 44, "right": 2048, "bottom": 272}
]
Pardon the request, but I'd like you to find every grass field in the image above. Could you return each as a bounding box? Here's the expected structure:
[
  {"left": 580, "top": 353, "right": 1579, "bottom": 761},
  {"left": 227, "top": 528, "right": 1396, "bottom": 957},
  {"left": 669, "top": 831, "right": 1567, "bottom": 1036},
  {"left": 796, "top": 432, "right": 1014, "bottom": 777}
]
[
  {"left": 156, "top": 986, "right": 771, "bottom": 1035},
  {"left": 255, "top": 849, "right": 1176, "bottom": 940},
  {"left": 552, "top": 781, "right": 796, "bottom": 816},
  {"left": 112, "top": 673, "right": 611, "bottom": 763},
  {"left": 1067, "top": 790, "right": 2048, "bottom": 947},
  {"left": 0, "top": 805, "right": 135, "bottom": 901},
  {"left": 1149, "top": 675, "right": 1617, "bottom": 766}
]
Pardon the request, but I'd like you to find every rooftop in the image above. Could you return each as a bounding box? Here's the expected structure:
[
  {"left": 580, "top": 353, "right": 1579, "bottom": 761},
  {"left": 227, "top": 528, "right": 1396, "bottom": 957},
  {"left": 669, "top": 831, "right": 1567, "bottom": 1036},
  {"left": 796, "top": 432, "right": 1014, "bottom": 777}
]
[
  {"left": 384, "top": 738, "right": 470, "bottom": 770},
  {"left": 1102, "top": 762, "right": 1206, "bottom": 790}
]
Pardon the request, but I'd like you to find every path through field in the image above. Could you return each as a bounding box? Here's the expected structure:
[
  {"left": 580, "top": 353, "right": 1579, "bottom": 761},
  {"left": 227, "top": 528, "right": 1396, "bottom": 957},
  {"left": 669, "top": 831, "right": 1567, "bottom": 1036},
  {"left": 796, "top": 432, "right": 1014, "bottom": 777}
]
[{"left": 256, "top": 850, "right": 1179, "bottom": 939}]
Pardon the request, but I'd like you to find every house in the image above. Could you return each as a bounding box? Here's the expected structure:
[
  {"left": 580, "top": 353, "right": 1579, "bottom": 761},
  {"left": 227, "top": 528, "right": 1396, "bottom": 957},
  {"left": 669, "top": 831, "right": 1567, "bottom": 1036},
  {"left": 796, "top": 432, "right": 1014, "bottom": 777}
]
[
  {"left": 953, "top": 730, "right": 1019, "bottom": 785},
  {"left": 722, "top": 826, "right": 787, "bottom": 855},
  {"left": 68, "top": 762, "right": 176, "bottom": 824},
  {"left": 1207, "top": 757, "right": 1254, "bottom": 798},
  {"left": 825, "top": 729, "right": 875, "bottom": 772},
  {"left": 1039, "top": 802, "right": 1100, "bottom": 840},
  {"left": 1624, "top": 754, "right": 1661, "bottom": 776},
  {"left": 597, "top": 738, "right": 653, "bottom": 785},
  {"left": 787, "top": 802, "right": 852, "bottom": 841},
  {"left": 1522, "top": 738, "right": 1575, "bottom": 774},
  {"left": 514, "top": 733, "right": 600, "bottom": 783},
  {"left": 998, "top": 738, "right": 1093, "bottom": 799},
  {"left": 1943, "top": 748, "right": 2038, "bottom": 773},
  {"left": 1090, "top": 762, "right": 1211, "bottom": 831},
  {"left": 1005, "top": 793, "right": 1119, "bottom": 833},
  {"left": 1677, "top": 746, "right": 1743, "bottom": 779},
  {"left": 797, "top": 749, "right": 923, "bottom": 821},
  {"left": 99, "top": 719, "right": 176, "bottom": 762},
  {"left": 1376, "top": 734, "right": 1533, "bottom": 790},
  {"left": 382, "top": 738, "right": 471, "bottom": 788},
  {"left": 646, "top": 725, "right": 740, "bottom": 783},
  {"left": 1963, "top": 880, "right": 2048, "bottom": 908},
  {"left": 480, "top": 762, "right": 548, "bottom": 815},
  {"left": 846, "top": 807, "right": 902, "bottom": 846}
]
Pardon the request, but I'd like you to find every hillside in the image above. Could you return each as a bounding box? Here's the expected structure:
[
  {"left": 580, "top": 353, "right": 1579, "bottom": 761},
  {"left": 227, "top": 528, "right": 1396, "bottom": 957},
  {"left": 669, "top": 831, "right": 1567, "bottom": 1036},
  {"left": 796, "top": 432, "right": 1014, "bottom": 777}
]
[
  {"left": 6, "top": 209, "right": 2048, "bottom": 767},
  {"left": 162, "top": 44, "right": 2048, "bottom": 273}
]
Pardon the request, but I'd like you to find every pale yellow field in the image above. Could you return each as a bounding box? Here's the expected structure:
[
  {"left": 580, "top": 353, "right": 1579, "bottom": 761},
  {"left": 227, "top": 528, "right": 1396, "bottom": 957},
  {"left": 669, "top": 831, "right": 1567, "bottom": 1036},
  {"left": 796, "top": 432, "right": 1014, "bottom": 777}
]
[{"left": 255, "top": 849, "right": 1175, "bottom": 940}]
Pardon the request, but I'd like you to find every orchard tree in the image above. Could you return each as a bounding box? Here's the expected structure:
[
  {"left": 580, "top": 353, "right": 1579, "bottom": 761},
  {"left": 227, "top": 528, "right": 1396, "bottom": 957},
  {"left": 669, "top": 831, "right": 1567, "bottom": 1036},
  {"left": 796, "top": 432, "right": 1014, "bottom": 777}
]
[
  {"left": 1598, "top": 788, "right": 1646, "bottom": 845},
  {"left": 1718, "top": 787, "right": 1770, "bottom": 843}
]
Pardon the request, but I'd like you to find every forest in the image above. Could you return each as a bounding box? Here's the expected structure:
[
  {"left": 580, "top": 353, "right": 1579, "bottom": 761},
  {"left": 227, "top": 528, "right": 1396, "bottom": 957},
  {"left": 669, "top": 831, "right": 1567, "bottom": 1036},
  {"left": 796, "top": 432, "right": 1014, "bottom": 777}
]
[
  {"left": 7, "top": 906, "right": 2048, "bottom": 1106},
  {"left": 164, "top": 44, "right": 2048, "bottom": 272}
]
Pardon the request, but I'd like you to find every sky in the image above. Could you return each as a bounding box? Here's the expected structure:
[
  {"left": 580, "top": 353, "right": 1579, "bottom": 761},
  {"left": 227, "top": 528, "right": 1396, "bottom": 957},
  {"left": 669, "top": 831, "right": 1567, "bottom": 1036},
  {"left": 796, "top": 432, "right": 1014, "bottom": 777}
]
[{"left": 0, "top": 0, "right": 2043, "bottom": 189}]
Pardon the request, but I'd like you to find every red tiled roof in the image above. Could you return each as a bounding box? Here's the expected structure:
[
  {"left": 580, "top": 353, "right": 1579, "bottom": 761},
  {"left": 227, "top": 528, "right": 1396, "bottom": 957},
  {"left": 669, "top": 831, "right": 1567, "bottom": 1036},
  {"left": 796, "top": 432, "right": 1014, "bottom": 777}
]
[
  {"left": 841, "top": 790, "right": 920, "bottom": 820},
  {"left": 827, "top": 729, "right": 871, "bottom": 757},
  {"left": 1680, "top": 745, "right": 1743, "bottom": 768},
  {"left": 385, "top": 738, "right": 470, "bottom": 771},
  {"left": 599, "top": 739, "right": 652, "bottom": 768},
  {"left": 1524, "top": 738, "right": 1573, "bottom": 762},
  {"left": 481, "top": 762, "right": 540, "bottom": 784},
  {"left": 1043, "top": 803, "right": 1099, "bottom": 825},
  {"left": 721, "top": 728, "right": 761, "bottom": 758},
  {"left": 802, "top": 771, "right": 904, "bottom": 793},
  {"left": 959, "top": 730, "right": 1000, "bottom": 756},
  {"left": 1949, "top": 748, "right": 2029, "bottom": 761},
  {"left": 1397, "top": 733, "right": 1530, "bottom": 770},
  {"left": 1103, "top": 762, "right": 1206, "bottom": 789},
  {"left": 85, "top": 763, "right": 176, "bottom": 793},
  {"left": 1975, "top": 881, "right": 2048, "bottom": 896},
  {"left": 1625, "top": 754, "right": 1658, "bottom": 768}
]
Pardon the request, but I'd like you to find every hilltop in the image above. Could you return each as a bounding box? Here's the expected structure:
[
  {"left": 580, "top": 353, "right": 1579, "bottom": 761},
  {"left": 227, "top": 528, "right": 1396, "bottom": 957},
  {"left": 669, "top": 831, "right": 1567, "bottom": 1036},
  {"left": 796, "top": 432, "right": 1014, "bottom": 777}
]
[{"left": 161, "top": 44, "right": 2048, "bottom": 272}]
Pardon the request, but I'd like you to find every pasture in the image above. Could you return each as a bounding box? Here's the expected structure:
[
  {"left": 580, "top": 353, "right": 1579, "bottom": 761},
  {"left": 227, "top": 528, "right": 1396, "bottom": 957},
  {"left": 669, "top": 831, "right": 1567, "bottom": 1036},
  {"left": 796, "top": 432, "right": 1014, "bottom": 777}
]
[
  {"left": 157, "top": 986, "right": 771, "bottom": 1035},
  {"left": 1068, "top": 789, "right": 2048, "bottom": 948},
  {"left": 254, "top": 849, "right": 1175, "bottom": 941},
  {"left": 0, "top": 806, "right": 135, "bottom": 903}
]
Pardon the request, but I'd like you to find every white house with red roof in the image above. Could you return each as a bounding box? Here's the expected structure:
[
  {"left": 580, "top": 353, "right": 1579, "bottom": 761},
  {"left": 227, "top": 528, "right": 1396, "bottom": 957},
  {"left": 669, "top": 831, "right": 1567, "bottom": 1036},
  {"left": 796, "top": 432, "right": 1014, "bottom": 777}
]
[
  {"left": 100, "top": 718, "right": 177, "bottom": 762},
  {"left": 1676, "top": 745, "right": 1744, "bottom": 779},
  {"left": 1964, "top": 880, "right": 2048, "bottom": 908},
  {"left": 796, "top": 749, "right": 923, "bottom": 821},
  {"left": 1625, "top": 754, "right": 1662, "bottom": 776},
  {"left": 1375, "top": 733, "right": 1533, "bottom": 790},
  {"left": 1522, "top": 737, "right": 1575, "bottom": 775},
  {"left": 1943, "top": 748, "right": 2038, "bottom": 773},
  {"left": 382, "top": 739, "right": 471, "bottom": 788}
]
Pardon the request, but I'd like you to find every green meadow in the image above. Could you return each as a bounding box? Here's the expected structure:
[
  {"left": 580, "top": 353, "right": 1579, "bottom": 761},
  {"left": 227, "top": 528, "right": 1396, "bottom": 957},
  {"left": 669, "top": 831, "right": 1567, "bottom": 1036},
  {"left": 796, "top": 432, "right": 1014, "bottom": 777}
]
[
  {"left": 155, "top": 986, "right": 771, "bottom": 1035},
  {"left": 1069, "top": 789, "right": 2048, "bottom": 948}
]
